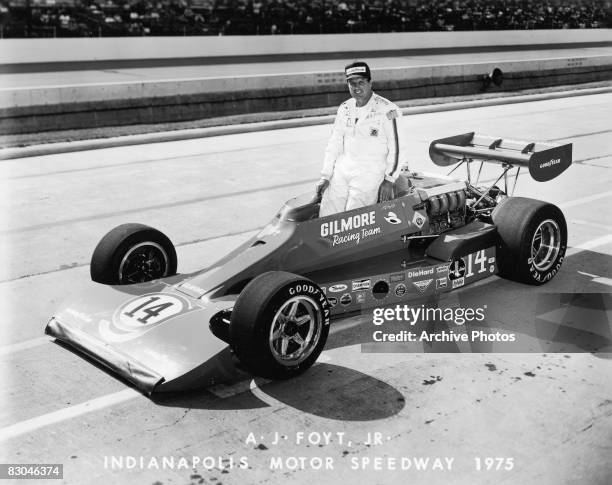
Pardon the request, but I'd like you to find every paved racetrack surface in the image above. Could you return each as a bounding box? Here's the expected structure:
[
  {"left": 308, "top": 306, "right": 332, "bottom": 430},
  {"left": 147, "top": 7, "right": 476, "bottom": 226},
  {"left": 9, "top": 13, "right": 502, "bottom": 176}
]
[{"left": 1, "top": 93, "right": 611, "bottom": 484}]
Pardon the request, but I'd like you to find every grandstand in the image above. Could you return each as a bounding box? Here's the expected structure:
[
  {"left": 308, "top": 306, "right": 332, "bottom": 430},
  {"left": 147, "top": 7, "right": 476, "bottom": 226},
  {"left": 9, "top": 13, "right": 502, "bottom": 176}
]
[{"left": 0, "top": 0, "right": 609, "bottom": 38}]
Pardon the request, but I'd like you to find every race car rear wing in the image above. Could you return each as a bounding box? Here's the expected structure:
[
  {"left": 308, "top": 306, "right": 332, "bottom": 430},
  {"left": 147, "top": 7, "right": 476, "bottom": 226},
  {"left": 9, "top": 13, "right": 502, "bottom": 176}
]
[{"left": 429, "top": 132, "right": 572, "bottom": 182}]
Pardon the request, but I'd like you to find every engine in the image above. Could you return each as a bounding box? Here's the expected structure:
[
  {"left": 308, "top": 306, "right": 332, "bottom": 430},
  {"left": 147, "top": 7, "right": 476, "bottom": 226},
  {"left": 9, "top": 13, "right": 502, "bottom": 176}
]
[{"left": 425, "top": 189, "right": 467, "bottom": 233}]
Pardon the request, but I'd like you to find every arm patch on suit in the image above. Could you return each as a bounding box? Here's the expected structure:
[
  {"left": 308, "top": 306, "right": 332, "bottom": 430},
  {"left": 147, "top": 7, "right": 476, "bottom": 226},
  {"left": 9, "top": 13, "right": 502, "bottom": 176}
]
[{"left": 386, "top": 109, "right": 398, "bottom": 120}]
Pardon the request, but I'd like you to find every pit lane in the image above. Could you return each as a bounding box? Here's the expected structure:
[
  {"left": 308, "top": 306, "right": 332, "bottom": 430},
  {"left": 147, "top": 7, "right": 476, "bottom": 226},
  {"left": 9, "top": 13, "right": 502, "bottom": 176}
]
[{"left": 1, "top": 93, "right": 611, "bottom": 485}]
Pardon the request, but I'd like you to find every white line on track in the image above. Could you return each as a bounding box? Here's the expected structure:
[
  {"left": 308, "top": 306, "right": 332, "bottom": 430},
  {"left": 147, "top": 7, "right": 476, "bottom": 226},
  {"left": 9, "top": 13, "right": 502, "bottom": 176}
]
[
  {"left": 566, "top": 234, "right": 612, "bottom": 257},
  {"left": 569, "top": 219, "right": 612, "bottom": 231},
  {"left": 1, "top": 324, "right": 362, "bottom": 439},
  {"left": 577, "top": 271, "right": 612, "bottom": 288},
  {"left": 0, "top": 337, "right": 51, "bottom": 357},
  {"left": 0, "top": 389, "right": 139, "bottom": 442},
  {"left": 559, "top": 190, "right": 612, "bottom": 209}
]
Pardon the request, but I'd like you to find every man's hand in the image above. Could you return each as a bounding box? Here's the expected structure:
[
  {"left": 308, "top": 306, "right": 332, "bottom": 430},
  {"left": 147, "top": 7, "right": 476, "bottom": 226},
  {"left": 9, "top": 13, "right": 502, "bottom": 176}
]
[
  {"left": 315, "top": 178, "right": 330, "bottom": 201},
  {"left": 378, "top": 179, "right": 395, "bottom": 202}
]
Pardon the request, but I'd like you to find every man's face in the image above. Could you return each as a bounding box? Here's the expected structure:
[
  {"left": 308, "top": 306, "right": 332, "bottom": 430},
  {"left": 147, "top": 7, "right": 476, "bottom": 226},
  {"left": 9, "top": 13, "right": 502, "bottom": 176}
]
[{"left": 347, "top": 76, "right": 373, "bottom": 106}]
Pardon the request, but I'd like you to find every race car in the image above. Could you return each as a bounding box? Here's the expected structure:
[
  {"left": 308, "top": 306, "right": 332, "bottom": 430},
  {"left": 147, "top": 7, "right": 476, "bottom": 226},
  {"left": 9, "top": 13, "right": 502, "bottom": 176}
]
[{"left": 46, "top": 132, "right": 572, "bottom": 395}]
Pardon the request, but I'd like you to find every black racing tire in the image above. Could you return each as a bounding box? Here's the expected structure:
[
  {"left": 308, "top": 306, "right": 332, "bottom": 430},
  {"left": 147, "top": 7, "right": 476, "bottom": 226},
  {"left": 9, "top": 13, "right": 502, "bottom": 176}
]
[
  {"left": 492, "top": 197, "right": 567, "bottom": 285},
  {"left": 229, "top": 271, "right": 330, "bottom": 379},
  {"left": 90, "top": 223, "right": 177, "bottom": 285}
]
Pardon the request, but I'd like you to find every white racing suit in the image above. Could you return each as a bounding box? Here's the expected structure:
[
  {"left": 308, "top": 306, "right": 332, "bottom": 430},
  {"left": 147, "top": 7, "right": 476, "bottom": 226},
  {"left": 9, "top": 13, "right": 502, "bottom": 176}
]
[{"left": 319, "top": 93, "right": 407, "bottom": 217}]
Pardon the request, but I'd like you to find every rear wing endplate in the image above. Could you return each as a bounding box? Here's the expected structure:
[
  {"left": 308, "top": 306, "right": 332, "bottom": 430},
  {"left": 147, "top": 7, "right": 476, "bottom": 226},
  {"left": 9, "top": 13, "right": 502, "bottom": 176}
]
[{"left": 429, "top": 132, "right": 572, "bottom": 182}]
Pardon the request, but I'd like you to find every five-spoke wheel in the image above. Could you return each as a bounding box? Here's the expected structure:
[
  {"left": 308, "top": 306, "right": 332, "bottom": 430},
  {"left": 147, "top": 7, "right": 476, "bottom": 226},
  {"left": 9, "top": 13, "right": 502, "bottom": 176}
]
[
  {"left": 230, "top": 272, "right": 330, "bottom": 378},
  {"left": 269, "top": 296, "right": 322, "bottom": 366}
]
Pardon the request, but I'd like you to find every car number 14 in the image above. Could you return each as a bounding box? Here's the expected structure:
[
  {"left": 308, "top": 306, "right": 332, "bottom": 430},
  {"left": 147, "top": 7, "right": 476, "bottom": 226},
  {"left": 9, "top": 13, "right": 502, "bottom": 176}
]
[
  {"left": 119, "top": 294, "right": 185, "bottom": 328},
  {"left": 464, "top": 250, "right": 488, "bottom": 278}
]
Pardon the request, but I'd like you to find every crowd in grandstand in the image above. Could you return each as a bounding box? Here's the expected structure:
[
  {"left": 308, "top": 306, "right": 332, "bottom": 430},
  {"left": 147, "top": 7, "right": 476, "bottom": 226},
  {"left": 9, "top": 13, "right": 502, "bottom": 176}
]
[{"left": 1, "top": 0, "right": 609, "bottom": 38}]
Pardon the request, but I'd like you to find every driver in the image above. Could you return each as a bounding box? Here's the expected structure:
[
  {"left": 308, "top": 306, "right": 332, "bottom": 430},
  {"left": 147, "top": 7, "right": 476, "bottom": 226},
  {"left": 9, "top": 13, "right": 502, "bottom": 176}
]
[{"left": 316, "top": 61, "right": 408, "bottom": 217}]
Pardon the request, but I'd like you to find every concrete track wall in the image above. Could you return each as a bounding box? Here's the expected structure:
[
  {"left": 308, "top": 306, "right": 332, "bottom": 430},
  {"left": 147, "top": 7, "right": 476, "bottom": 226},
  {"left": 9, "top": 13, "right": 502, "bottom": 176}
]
[
  {"left": 1, "top": 30, "right": 611, "bottom": 135},
  {"left": 2, "top": 30, "right": 610, "bottom": 66},
  {"left": 2, "top": 54, "right": 611, "bottom": 135}
]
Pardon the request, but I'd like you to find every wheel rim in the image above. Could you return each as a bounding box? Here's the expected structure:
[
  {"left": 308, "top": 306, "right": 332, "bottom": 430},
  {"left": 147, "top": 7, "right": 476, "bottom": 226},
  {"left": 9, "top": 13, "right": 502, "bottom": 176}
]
[
  {"left": 118, "top": 242, "right": 169, "bottom": 284},
  {"left": 269, "top": 295, "right": 322, "bottom": 366},
  {"left": 530, "top": 219, "right": 561, "bottom": 272}
]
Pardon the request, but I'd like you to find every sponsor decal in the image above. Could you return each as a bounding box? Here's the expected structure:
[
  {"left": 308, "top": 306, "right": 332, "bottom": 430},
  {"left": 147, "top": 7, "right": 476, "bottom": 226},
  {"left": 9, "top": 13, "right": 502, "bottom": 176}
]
[
  {"left": 463, "top": 249, "right": 491, "bottom": 278},
  {"left": 352, "top": 279, "right": 371, "bottom": 291},
  {"left": 320, "top": 211, "right": 381, "bottom": 247},
  {"left": 413, "top": 279, "right": 433, "bottom": 293},
  {"left": 369, "top": 127, "right": 379, "bottom": 137},
  {"left": 407, "top": 267, "right": 434, "bottom": 278},
  {"left": 488, "top": 257, "right": 495, "bottom": 264},
  {"left": 327, "top": 296, "right": 338, "bottom": 307},
  {"left": 356, "top": 292, "right": 366, "bottom": 304},
  {"left": 530, "top": 146, "right": 571, "bottom": 182},
  {"left": 436, "top": 277, "right": 448, "bottom": 289},
  {"left": 452, "top": 277, "right": 465, "bottom": 289},
  {"left": 384, "top": 211, "right": 402, "bottom": 224},
  {"left": 288, "top": 283, "right": 331, "bottom": 325},
  {"left": 289, "top": 283, "right": 323, "bottom": 296},
  {"left": 412, "top": 212, "right": 426, "bottom": 229},
  {"left": 394, "top": 283, "right": 407, "bottom": 297},
  {"left": 390, "top": 272, "right": 405, "bottom": 283},
  {"left": 328, "top": 284, "right": 348, "bottom": 293},
  {"left": 346, "top": 66, "right": 367, "bottom": 76},
  {"left": 436, "top": 264, "right": 450, "bottom": 274},
  {"left": 287, "top": 282, "right": 331, "bottom": 325},
  {"left": 490, "top": 265, "right": 495, "bottom": 273},
  {"left": 372, "top": 281, "right": 390, "bottom": 300},
  {"left": 382, "top": 202, "right": 396, "bottom": 210},
  {"left": 539, "top": 158, "right": 561, "bottom": 169},
  {"left": 320, "top": 211, "right": 376, "bottom": 237},
  {"left": 448, "top": 259, "right": 466, "bottom": 280},
  {"left": 340, "top": 293, "right": 353, "bottom": 306},
  {"left": 529, "top": 248, "right": 565, "bottom": 283}
]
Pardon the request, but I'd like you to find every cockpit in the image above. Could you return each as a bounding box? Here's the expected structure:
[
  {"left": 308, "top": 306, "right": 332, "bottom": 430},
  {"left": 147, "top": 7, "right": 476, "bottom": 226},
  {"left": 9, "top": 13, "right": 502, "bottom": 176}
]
[{"left": 277, "top": 171, "right": 465, "bottom": 223}]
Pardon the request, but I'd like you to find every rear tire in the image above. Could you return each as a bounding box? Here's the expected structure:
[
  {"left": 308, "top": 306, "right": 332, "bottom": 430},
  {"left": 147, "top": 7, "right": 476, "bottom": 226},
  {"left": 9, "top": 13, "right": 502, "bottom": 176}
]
[
  {"left": 492, "top": 197, "right": 566, "bottom": 285},
  {"left": 229, "top": 272, "right": 330, "bottom": 379},
  {"left": 90, "top": 223, "right": 177, "bottom": 285}
]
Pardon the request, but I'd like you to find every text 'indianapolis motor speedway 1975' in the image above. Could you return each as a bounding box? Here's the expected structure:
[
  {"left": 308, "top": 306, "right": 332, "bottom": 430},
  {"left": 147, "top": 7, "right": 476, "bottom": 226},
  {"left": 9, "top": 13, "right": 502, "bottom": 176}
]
[{"left": 46, "top": 132, "right": 572, "bottom": 394}]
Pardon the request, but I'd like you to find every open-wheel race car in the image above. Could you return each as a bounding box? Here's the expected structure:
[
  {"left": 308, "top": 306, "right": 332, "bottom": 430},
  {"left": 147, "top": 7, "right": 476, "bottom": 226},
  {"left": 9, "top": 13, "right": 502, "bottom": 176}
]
[{"left": 46, "top": 133, "right": 572, "bottom": 394}]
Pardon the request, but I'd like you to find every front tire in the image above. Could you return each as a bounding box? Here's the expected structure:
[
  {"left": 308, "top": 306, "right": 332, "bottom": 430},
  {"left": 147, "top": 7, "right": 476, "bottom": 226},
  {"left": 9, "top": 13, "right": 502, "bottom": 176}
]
[
  {"left": 229, "top": 272, "right": 330, "bottom": 379},
  {"left": 90, "top": 223, "right": 177, "bottom": 285},
  {"left": 492, "top": 197, "right": 566, "bottom": 285}
]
